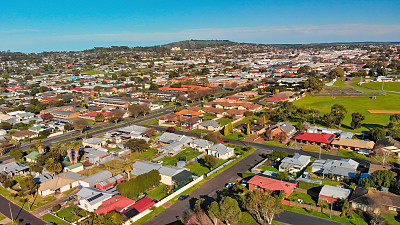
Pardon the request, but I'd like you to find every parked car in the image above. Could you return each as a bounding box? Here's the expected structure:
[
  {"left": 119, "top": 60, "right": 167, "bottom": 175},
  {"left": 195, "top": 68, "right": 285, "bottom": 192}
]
[
  {"left": 157, "top": 161, "right": 163, "bottom": 164},
  {"left": 178, "top": 195, "right": 189, "bottom": 201},
  {"left": 225, "top": 183, "right": 235, "bottom": 188}
]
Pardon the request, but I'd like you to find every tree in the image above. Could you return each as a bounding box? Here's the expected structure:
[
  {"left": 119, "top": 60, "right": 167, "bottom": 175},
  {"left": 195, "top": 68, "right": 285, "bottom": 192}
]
[
  {"left": 64, "top": 123, "right": 73, "bottom": 131},
  {"left": 223, "top": 125, "right": 231, "bottom": 136},
  {"left": 95, "top": 113, "right": 105, "bottom": 122},
  {"left": 341, "top": 200, "right": 350, "bottom": 217},
  {"left": 128, "top": 104, "right": 141, "bottom": 118},
  {"left": 0, "top": 122, "right": 11, "bottom": 130},
  {"left": 45, "top": 158, "right": 63, "bottom": 173},
  {"left": 246, "top": 123, "right": 251, "bottom": 135},
  {"left": 73, "top": 118, "right": 89, "bottom": 133},
  {"left": 204, "top": 132, "right": 222, "bottom": 144},
  {"left": 370, "top": 170, "right": 395, "bottom": 189},
  {"left": 195, "top": 198, "right": 206, "bottom": 212},
  {"left": 40, "top": 113, "right": 53, "bottom": 121},
  {"left": 208, "top": 201, "right": 220, "bottom": 225},
  {"left": 140, "top": 103, "right": 151, "bottom": 116},
  {"left": 390, "top": 114, "right": 400, "bottom": 125},
  {"left": 93, "top": 86, "right": 102, "bottom": 93},
  {"left": 217, "top": 196, "right": 241, "bottom": 225},
  {"left": 297, "top": 65, "right": 311, "bottom": 74},
  {"left": 331, "top": 104, "right": 347, "bottom": 129},
  {"left": 124, "top": 139, "right": 150, "bottom": 153},
  {"left": 268, "top": 151, "right": 288, "bottom": 161},
  {"left": 351, "top": 112, "right": 365, "bottom": 130},
  {"left": 204, "top": 155, "right": 218, "bottom": 170},
  {"left": 243, "top": 189, "right": 283, "bottom": 225},
  {"left": 103, "top": 211, "right": 123, "bottom": 225},
  {"left": 109, "top": 109, "right": 124, "bottom": 123},
  {"left": 166, "top": 127, "right": 176, "bottom": 133},
  {"left": 143, "top": 128, "right": 157, "bottom": 138},
  {"left": 20, "top": 176, "right": 38, "bottom": 209},
  {"left": 304, "top": 78, "right": 324, "bottom": 93},
  {"left": 276, "top": 171, "right": 290, "bottom": 180},
  {"left": 117, "top": 170, "right": 160, "bottom": 199},
  {"left": 10, "top": 148, "right": 24, "bottom": 161},
  {"left": 328, "top": 68, "right": 345, "bottom": 79},
  {"left": 372, "top": 127, "right": 386, "bottom": 141}
]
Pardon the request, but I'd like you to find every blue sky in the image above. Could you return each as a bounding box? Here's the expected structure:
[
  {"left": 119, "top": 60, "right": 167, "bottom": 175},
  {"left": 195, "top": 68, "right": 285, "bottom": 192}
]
[{"left": 1, "top": 0, "right": 399, "bottom": 52}]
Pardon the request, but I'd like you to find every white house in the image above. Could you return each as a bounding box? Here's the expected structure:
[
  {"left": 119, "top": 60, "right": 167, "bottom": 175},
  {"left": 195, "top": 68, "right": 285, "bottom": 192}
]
[{"left": 207, "top": 143, "right": 235, "bottom": 160}]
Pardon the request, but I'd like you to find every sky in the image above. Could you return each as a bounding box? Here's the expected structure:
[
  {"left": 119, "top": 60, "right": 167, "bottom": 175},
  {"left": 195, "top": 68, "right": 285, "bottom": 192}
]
[{"left": 1, "top": 0, "right": 399, "bottom": 53}]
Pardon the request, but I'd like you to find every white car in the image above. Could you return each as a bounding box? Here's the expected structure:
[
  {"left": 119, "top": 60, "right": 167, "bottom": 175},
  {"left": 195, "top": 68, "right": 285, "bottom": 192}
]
[{"left": 157, "top": 161, "right": 163, "bottom": 164}]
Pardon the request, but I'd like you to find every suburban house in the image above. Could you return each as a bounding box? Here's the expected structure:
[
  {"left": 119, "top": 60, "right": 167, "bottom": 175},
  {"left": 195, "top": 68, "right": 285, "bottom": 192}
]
[
  {"left": 207, "top": 143, "right": 235, "bottom": 160},
  {"left": 52, "top": 111, "right": 80, "bottom": 119},
  {"left": 247, "top": 175, "right": 297, "bottom": 197},
  {"left": 198, "top": 120, "right": 221, "bottom": 131},
  {"left": 318, "top": 185, "right": 352, "bottom": 203},
  {"left": 174, "top": 109, "right": 203, "bottom": 118},
  {"left": 76, "top": 187, "right": 114, "bottom": 212},
  {"left": 307, "top": 126, "right": 355, "bottom": 139},
  {"left": 264, "top": 122, "right": 296, "bottom": 142},
  {"left": 131, "top": 161, "right": 162, "bottom": 176},
  {"left": 10, "top": 130, "right": 38, "bottom": 141},
  {"left": 83, "top": 148, "right": 113, "bottom": 165},
  {"left": 293, "top": 132, "right": 336, "bottom": 146},
  {"left": 350, "top": 186, "right": 400, "bottom": 214},
  {"left": 373, "top": 138, "right": 400, "bottom": 157},
  {"left": 94, "top": 195, "right": 136, "bottom": 215},
  {"left": 64, "top": 163, "right": 84, "bottom": 173},
  {"left": 95, "top": 174, "right": 124, "bottom": 190},
  {"left": 80, "top": 170, "right": 113, "bottom": 188},
  {"left": 311, "top": 159, "right": 359, "bottom": 180},
  {"left": 25, "top": 151, "right": 40, "bottom": 163},
  {"left": 83, "top": 137, "right": 105, "bottom": 149},
  {"left": 181, "top": 116, "right": 203, "bottom": 128},
  {"left": 38, "top": 176, "right": 79, "bottom": 196},
  {"left": 155, "top": 133, "right": 193, "bottom": 145},
  {"left": 235, "top": 124, "right": 266, "bottom": 135},
  {"left": 159, "top": 166, "right": 192, "bottom": 185},
  {"left": 0, "top": 162, "right": 29, "bottom": 177},
  {"left": 158, "top": 141, "right": 185, "bottom": 156},
  {"left": 124, "top": 197, "right": 157, "bottom": 218},
  {"left": 189, "top": 139, "right": 213, "bottom": 152},
  {"left": 331, "top": 138, "right": 375, "bottom": 152},
  {"left": 279, "top": 154, "right": 311, "bottom": 174},
  {"left": 92, "top": 97, "right": 129, "bottom": 109}
]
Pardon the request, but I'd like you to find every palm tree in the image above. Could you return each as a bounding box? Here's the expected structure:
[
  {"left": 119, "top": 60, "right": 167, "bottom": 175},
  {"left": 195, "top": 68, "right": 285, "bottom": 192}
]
[{"left": 123, "top": 161, "right": 133, "bottom": 180}]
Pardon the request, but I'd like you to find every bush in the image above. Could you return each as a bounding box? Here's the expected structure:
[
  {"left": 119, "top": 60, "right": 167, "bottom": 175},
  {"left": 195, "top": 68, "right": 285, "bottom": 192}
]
[
  {"left": 3, "top": 179, "right": 15, "bottom": 188},
  {"left": 117, "top": 170, "right": 161, "bottom": 199},
  {"left": 52, "top": 204, "right": 61, "bottom": 212}
]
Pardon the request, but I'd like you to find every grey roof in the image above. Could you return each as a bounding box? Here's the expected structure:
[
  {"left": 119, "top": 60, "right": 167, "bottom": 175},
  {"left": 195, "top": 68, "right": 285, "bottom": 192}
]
[
  {"left": 209, "top": 143, "right": 234, "bottom": 155},
  {"left": 321, "top": 159, "right": 359, "bottom": 177},
  {"left": 82, "top": 170, "right": 113, "bottom": 186},
  {"left": 131, "top": 161, "right": 162, "bottom": 176},
  {"left": 156, "top": 133, "right": 193, "bottom": 144},
  {"left": 84, "top": 137, "right": 104, "bottom": 145},
  {"left": 119, "top": 125, "right": 148, "bottom": 134},
  {"left": 307, "top": 126, "right": 355, "bottom": 139},
  {"left": 98, "top": 174, "right": 124, "bottom": 186},
  {"left": 159, "top": 165, "right": 185, "bottom": 177},
  {"left": 320, "top": 185, "right": 352, "bottom": 199},
  {"left": 53, "top": 111, "right": 73, "bottom": 117},
  {"left": 34, "top": 173, "right": 56, "bottom": 184},
  {"left": 191, "top": 139, "right": 213, "bottom": 148},
  {"left": 84, "top": 148, "right": 108, "bottom": 157},
  {"left": 201, "top": 120, "right": 221, "bottom": 128},
  {"left": 280, "top": 154, "right": 310, "bottom": 169},
  {"left": 58, "top": 171, "right": 86, "bottom": 181},
  {"left": 159, "top": 141, "right": 184, "bottom": 154},
  {"left": 277, "top": 122, "right": 296, "bottom": 133},
  {"left": 77, "top": 187, "right": 114, "bottom": 205},
  {"left": 0, "top": 162, "right": 29, "bottom": 175}
]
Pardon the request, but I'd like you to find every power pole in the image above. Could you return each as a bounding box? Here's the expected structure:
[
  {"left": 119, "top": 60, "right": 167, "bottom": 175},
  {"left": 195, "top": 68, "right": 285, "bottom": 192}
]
[
  {"left": 330, "top": 196, "right": 334, "bottom": 218},
  {"left": 319, "top": 145, "right": 321, "bottom": 159}
]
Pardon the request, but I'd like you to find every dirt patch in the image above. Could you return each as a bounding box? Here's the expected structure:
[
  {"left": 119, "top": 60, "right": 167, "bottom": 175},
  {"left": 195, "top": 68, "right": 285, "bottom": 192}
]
[{"left": 368, "top": 110, "right": 400, "bottom": 113}]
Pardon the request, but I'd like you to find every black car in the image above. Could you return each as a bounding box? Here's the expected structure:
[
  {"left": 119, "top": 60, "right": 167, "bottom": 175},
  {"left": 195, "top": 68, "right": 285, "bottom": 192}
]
[{"left": 178, "top": 195, "right": 189, "bottom": 200}]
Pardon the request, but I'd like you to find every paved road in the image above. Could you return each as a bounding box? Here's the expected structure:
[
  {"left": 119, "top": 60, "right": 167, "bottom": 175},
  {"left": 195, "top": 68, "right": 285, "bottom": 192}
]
[
  {"left": 144, "top": 146, "right": 341, "bottom": 225},
  {"left": 0, "top": 195, "right": 45, "bottom": 225}
]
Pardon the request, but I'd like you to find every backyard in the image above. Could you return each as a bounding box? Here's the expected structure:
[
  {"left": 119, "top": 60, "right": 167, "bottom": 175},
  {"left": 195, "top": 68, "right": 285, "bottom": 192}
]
[
  {"left": 56, "top": 205, "right": 86, "bottom": 222},
  {"left": 216, "top": 118, "right": 233, "bottom": 126},
  {"left": 184, "top": 156, "right": 226, "bottom": 176},
  {"left": 161, "top": 148, "right": 202, "bottom": 166}
]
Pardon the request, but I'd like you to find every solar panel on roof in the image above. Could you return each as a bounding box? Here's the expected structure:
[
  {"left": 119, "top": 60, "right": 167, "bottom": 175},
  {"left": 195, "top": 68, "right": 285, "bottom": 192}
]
[
  {"left": 87, "top": 193, "right": 103, "bottom": 202},
  {"left": 327, "top": 135, "right": 334, "bottom": 141}
]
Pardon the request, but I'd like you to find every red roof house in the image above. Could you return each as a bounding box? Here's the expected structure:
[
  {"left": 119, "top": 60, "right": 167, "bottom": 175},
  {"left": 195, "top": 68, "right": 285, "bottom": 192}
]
[
  {"left": 293, "top": 132, "right": 336, "bottom": 146},
  {"left": 84, "top": 111, "right": 110, "bottom": 120},
  {"left": 128, "top": 197, "right": 156, "bottom": 214},
  {"left": 247, "top": 175, "right": 297, "bottom": 197},
  {"left": 95, "top": 195, "right": 136, "bottom": 215}
]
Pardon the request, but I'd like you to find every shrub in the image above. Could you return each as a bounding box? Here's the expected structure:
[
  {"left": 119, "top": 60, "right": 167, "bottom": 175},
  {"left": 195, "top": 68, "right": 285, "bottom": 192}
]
[
  {"left": 3, "top": 179, "right": 15, "bottom": 188},
  {"left": 117, "top": 170, "right": 161, "bottom": 199},
  {"left": 298, "top": 181, "right": 322, "bottom": 190}
]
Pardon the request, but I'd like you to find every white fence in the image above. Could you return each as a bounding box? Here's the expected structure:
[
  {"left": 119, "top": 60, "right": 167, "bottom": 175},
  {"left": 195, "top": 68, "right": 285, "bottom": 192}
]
[
  {"left": 206, "top": 158, "right": 235, "bottom": 176},
  {"left": 124, "top": 176, "right": 204, "bottom": 225}
]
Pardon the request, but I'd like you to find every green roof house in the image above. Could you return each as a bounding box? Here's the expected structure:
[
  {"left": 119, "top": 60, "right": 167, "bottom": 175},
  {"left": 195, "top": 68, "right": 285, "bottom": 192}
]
[
  {"left": 64, "top": 163, "right": 84, "bottom": 173},
  {"left": 25, "top": 151, "right": 40, "bottom": 163}
]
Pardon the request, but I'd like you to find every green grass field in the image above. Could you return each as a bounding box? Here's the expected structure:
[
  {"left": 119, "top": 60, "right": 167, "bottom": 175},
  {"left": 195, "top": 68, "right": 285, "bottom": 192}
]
[
  {"left": 161, "top": 148, "right": 201, "bottom": 166},
  {"left": 82, "top": 69, "right": 103, "bottom": 75},
  {"left": 42, "top": 214, "right": 70, "bottom": 225},
  {"left": 294, "top": 93, "right": 400, "bottom": 132},
  {"left": 216, "top": 118, "right": 233, "bottom": 126},
  {"left": 362, "top": 82, "right": 400, "bottom": 92},
  {"left": 56, "top": 206, "right": 86, "bottom": 222}
]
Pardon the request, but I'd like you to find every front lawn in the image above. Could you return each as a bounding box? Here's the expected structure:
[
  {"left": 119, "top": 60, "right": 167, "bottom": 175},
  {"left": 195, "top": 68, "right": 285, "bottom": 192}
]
[
  {"left": 287, "top": 191, "right": 316, "bottom": 205},
  {"left": 0, "top": 186, "right": 56, "bottom": 211},
  {"left": 141, "top": 119, "right": 158, "bottom": 125},
  {"left": 56, "top": 206, "right": 86, "bottom": 222},
  {"left": 184, "top": 156, "right": 225, "bottom": 176},
  {"left": 42, "top": 213, "right": 70, "bottom": 225},
  {"left": 146, "top": 185, "right": 170, "bottom": 201},
  {"left": 120, "top": 148, "right": 158, "bottom": 163},
  {"left": 383, "top": 213, "right": 400, "bottom": 225},
  {"left": 132, "top": 206, "right": 165, "bottom": 225},
  {"left": 216, "top": 118, "right": 233, "bottom": 126},
  {"left": 161, "top": 148, "right": 202, "bottom": 166},
  {"left": 337, "top": 149, "right": 370, "bottom": 160},
  {"left": 225, "top": 132, "right": 248, "bottom": 140},
  {"left": 264, "top": 141, "right": 285, "bottom": 147},
  {"left": 188, "top": 129, "right": 209, "bottom": 134},
  {"left": 261, "top": 166, "right": 279, "bottom": 172}
]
